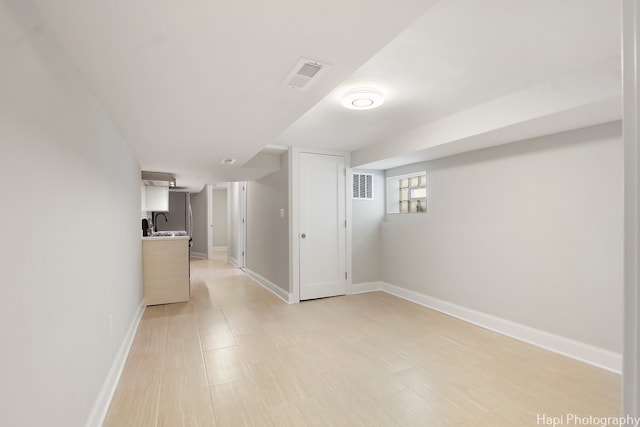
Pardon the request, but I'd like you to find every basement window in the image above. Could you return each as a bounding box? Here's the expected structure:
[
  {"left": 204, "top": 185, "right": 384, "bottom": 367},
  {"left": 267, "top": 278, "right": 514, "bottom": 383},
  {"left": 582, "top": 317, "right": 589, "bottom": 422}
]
[{"left": 386, "top": 172, "right": 427, "bottom": 214}]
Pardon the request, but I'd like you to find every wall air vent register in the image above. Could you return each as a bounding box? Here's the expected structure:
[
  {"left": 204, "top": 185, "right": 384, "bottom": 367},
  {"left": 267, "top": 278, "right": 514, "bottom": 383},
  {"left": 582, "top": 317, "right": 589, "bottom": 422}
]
[{"left": 352, "top": 173, "right": 373, "bottom": 200}]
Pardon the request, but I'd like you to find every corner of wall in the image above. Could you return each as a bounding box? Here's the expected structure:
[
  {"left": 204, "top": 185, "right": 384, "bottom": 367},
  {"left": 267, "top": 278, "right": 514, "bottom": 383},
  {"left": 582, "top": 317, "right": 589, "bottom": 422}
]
[
  {"left": 349, "top": 282, "right": 383, "bottom": 295},
  {"left": 85, "top": 300, "right": 145, "bottom": 427},
  {"left": 245, "top": 269, "right": 291, "bottom": 304},
  {"left": 379, "top": 282, "right": 622, "bottom": 373}
]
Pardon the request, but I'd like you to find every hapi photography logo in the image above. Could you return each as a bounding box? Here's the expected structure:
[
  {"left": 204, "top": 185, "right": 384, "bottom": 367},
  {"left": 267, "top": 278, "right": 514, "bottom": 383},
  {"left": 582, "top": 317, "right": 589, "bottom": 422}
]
[{"left": 537, "top": 413, "right": 640, "bottom": 427}]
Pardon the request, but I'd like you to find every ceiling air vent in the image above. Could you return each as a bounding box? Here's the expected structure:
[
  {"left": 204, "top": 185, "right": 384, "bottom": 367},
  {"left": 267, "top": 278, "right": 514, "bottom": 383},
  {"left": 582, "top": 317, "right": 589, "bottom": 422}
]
[{"left": 281, "top": 57, "right": 330, "bottom": 91}]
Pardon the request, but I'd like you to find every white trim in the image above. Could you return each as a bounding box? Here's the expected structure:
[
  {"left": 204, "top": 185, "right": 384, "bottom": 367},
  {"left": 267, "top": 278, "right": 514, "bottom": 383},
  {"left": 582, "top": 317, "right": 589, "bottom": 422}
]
[
  {"left": 228, "top": 256, "right": 238, "bottom": 268},
  {"left": 227, "top": 183, "right": 232, "bottom": 265},
  {"left": 349, "top": 282, "right": 621, "bottom": 373},
  {"left": 206, "top": 184, "right": 214, "bottom": 259},
  {"left": 349, "top": 281, "right": 383, "bottom": 295},
  {"left": 190, "top": 251, "right": 207, "bottom": 259},
  {"left": 245, "top": 269, "right": 292, "bottom": 304},
  {"left": 345, "top": 167, "right": 353, "bottom": 299},
  {"left": 623, "top": 0, "right": 640, "bottom": 415},
  {"left": 85, "top": 301, "right": 145, "bottom": 427},
  {"left": 239, "top": 182, "right": 247, "bottom": 269},
  {"left": 376, "top": 282, "right": 621, "bottom": 374},
  {"left": 289, "top": 147, "right": 300, "bottom": 303},
  {"left": 212, "top": 246, "right": 228, "bottom": 252}
]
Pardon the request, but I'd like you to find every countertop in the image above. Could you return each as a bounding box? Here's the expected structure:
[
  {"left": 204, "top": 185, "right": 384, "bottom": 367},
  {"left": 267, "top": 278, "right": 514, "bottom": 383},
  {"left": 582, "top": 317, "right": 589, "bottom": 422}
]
[{"left": 142, "top": 233, "right": 190, "bottom": 241}]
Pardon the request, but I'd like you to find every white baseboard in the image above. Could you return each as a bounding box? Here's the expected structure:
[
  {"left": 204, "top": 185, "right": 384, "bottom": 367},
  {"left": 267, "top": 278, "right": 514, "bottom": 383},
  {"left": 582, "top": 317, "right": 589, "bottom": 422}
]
[
  {"left": 379, "top": 282, "right": 622, "bottom": 373},
  {"left": 349, "top": 281, "right": 383, "bottom": 294},
  {"left": 212, "top": 246, "right": 228, "bottom": 252},
  {"left": 350, "top": 281, "right": 621, "bottom": 374},
  {"left": 245, "top": 269, "right": 291, "bottom": 304},
  {"left": 85, "top": 300, "right": 145, "bottom": 427},
  {"left": 190, "top": 251, "right": 207, "bottom": 259},
  {"left": 228, "top": 256, "right": 238, "bottom": 267}
]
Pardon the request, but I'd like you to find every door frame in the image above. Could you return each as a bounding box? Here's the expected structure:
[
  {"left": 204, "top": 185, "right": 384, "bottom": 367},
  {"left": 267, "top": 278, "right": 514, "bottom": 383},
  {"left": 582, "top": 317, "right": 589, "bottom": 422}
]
[
  {"left": 206, "top": 184, "right": 214, "bottom": 259},
  {"left": 289, "top": 147, "right": 352, "bottom": 303},
  {"left": 226, "top": 181, "right": 247, "bottom": 268},
  {"left": 238, "top": 182, "right": 247, "bottom": 269},
  {"left": 232, "top": 181, "right": 247, "bottom": 271}
]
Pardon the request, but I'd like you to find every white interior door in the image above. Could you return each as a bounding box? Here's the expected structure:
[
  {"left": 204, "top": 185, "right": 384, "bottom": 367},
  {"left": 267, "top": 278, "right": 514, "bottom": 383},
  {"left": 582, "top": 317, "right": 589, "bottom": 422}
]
[
  {"left": 239, "top": 182, "right": 246, "bottom": 269},
  {"left": 299, "top": 152, "right": 346, "bottom": 300},
  {"left": 236, "top": 182, "right": 247, "bottom": 269},
  {"left": 227, "top": 182, "right": 246, "bottom": 268}
]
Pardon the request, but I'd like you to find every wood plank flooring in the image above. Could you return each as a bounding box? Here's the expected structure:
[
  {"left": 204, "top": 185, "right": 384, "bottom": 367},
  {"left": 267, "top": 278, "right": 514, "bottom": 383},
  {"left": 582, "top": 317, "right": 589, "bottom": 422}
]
[{"left": 103, "top": 252, "right": 621, "bottom": 426}]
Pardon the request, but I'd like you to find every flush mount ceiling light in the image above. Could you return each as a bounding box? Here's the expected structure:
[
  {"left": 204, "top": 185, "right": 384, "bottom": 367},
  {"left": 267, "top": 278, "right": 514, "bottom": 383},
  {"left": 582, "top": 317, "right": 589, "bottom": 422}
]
[
  {"left": 220, "top": 158, "right": 236, "bottom": 165},
  {"left": 341, "top": 87, "right": 384, "bottom": 110}
]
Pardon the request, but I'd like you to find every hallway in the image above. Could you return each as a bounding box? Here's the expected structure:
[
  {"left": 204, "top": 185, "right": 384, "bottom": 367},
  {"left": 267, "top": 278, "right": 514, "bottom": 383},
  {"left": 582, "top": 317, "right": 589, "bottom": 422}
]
[{"left": 104, "top": 254, "right": 620, "bottom": 426}]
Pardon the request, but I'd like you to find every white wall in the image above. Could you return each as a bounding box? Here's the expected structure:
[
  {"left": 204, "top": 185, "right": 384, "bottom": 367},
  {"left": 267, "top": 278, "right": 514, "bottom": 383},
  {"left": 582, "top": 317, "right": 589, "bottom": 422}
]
[
  {"left": 0, "top": 2, "right": 143, "bottom": 426},
  {"left": 246, "top": 153, "right": 289, "bottom": 293},
  {"left": 351, "top": 169, "right": 385, "bottom": 284},
  {"left": 212, "top": 188, "right": 228, "bottom": 248},
  {"left": 381, "top": 122, "right": 623, "bottom": 354}
]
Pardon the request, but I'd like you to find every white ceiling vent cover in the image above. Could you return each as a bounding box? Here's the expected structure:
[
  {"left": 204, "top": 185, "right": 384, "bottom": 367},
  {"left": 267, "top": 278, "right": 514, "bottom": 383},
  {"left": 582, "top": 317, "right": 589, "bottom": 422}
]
[{"left": 281, "top": 57, "right": 330, "bottom": 91}]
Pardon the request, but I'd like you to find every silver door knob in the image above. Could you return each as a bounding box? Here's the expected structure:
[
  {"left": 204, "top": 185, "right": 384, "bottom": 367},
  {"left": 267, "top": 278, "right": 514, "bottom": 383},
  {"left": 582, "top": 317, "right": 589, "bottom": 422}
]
[{"left": 301, "top": 233, "right": 306, "bottom": 238}]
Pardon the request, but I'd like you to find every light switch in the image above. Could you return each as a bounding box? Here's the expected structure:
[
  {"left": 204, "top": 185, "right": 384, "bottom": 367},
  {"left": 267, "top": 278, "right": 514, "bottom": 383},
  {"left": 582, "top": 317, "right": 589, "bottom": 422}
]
[{"left": 279, "top": 208, "right": 285, "bottom": 219}]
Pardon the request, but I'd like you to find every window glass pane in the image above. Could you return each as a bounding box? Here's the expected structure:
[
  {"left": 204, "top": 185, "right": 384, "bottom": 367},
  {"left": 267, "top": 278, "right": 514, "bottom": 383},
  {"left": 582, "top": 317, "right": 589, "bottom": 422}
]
[
  {"left": 410, "top": 187, "right": 426, "bottom": 199},
  {"left": 387, "top": 172, "right": 427, "bottom": 215}
]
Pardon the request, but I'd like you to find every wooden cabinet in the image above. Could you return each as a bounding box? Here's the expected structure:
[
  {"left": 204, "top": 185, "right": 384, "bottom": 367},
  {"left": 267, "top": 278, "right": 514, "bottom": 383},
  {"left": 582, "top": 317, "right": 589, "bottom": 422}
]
[{"left": 142, "top": 237, "right": 189, "bottom": 305}]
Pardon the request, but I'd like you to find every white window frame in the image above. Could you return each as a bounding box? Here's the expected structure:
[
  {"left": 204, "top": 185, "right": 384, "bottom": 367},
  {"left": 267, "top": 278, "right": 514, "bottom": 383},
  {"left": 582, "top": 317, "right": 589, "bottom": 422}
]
[{"left": 386, "top": 171, "right": 427, "bottom": 214}]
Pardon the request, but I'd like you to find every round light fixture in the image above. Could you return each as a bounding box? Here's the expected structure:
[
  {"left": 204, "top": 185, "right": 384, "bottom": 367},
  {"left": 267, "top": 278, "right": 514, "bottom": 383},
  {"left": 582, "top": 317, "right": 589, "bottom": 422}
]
[{"left": 341, "top": 88, "right": 384, "bottom": 110}]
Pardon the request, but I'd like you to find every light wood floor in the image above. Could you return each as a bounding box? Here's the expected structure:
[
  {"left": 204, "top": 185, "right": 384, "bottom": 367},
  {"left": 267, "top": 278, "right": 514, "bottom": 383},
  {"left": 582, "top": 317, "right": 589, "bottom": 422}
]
[{"left": 104, "top": 252, "right": 621, "bottom": 426}]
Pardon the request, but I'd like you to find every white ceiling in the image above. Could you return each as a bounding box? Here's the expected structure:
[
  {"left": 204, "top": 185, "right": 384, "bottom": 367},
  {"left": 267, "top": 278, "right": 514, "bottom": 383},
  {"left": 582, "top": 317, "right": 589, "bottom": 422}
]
[{"left": 33, "top": 0, "right": 620, "bottom": 191}]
